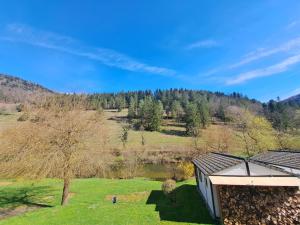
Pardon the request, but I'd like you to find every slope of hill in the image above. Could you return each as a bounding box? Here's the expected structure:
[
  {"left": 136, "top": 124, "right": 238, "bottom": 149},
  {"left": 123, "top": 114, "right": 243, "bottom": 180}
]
[
  {"left": 283, "top": 93, "right": 300, "bottom": 106},
  {"left": 0, "top": 74, "right": 54, "bottom": 103}
]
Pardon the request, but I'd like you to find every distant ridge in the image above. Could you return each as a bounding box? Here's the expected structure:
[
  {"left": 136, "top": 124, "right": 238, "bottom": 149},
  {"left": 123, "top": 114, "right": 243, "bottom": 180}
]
[
  {"left": 282, "top": 93, "right": 300, "bottom": 106},
  {"left": 0, "top": 74, "right": 54, "bottom": 103}
]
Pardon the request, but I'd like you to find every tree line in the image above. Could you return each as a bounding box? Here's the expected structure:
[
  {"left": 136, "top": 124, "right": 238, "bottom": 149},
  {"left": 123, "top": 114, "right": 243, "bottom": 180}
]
[{"left": 26, "top": 89, "right": 299, "bottom": 133}]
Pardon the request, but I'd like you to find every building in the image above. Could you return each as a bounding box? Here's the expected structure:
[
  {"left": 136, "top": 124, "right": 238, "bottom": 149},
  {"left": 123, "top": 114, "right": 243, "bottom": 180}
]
[{"left": 192, "top": 150, "right": 300, "bottom": 224}]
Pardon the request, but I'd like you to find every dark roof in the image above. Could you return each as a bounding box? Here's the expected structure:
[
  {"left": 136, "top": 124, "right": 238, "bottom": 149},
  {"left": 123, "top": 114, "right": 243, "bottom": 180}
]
[
  {"left": 251, "top": 150, "right": 300, "bottom": 170},
  {"left": 192, "top": 152, "right": 244, "bottom": 176}
]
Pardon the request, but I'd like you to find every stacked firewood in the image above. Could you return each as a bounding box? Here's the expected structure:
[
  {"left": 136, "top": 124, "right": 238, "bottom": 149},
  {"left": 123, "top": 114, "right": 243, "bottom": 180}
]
[{"left": 219, "top": 185, "right": 300, "bottom": 225}]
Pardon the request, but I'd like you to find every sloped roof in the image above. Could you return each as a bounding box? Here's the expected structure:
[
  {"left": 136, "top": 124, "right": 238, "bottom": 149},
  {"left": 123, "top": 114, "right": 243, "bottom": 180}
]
[
  {"left": 192, "top": 151, "right": 297, "bottom": 177},
  {"left": 192, "top": 152, "right": 244, "bottom": 176},
  {"left": 251, "top": 150, "right": 300, "bottom": 170}
]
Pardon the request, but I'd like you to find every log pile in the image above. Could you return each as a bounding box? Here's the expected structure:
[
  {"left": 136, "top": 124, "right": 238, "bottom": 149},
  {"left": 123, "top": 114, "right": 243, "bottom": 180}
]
[{"left": 219, "top": 185, "right": 300, "bottom": 225}]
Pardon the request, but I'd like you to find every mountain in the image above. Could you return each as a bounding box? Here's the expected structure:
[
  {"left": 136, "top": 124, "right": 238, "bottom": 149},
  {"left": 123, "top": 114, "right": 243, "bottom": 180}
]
[
  {"left": 282, "top": 94, "right": 300, "bottom": 107},
  {"left": 0, "top": 74, "right": 54, "bottom": 103}
]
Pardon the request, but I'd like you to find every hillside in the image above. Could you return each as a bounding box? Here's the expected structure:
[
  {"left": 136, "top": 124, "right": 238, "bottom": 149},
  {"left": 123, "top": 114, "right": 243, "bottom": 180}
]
[
  {"left": 283, "top": 93, "right": 300, "bottom": 106},
  {"left": 0, "top": 74, "right": 54, "bottom": 103}
]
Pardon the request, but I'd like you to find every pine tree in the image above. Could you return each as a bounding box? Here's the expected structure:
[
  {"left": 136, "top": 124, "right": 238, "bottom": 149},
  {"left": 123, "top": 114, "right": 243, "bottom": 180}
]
[
  {"left": 128, "top": 97, "right": 137, "bottom": 119},
  {"left": 138, "top": 97, "right": 163, "bottom": 131},
  {"left": 171, "top": 100, "right": 184, "bottom": 122},
  {"left": 185, "top": 103, "right": 201, "bottom": 136}
]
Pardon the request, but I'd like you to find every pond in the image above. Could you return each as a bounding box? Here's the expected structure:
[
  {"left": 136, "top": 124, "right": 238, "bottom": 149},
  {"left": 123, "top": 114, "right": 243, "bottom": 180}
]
[
  {"left": 103, "top": 163, "right": 181, "bottom": 181},
  {"left": 136, "top": 163, "right": 179, "bottom": 181}
]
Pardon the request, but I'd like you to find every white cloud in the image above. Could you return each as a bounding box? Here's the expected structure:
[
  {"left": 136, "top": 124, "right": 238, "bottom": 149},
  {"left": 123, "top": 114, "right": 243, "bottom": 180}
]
[
  {"left": 229, "top": 37, "right": 300, "bottom": 68},
  {"left": 1, "top": 23, "right": 177, "bottom": 77},
  {"left": 185, "top": 39, "right": 219, "bottom": 50},
  {"left": 227, "top": 54, "right": 300, "bottom": 85}
]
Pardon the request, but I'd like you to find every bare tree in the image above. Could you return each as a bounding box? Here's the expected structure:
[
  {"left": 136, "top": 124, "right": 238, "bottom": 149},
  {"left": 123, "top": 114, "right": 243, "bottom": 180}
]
[
  {"left": 0, "top": 103, "right": 107, "bottom": 205},
  {"left": 203, "top": 126, "right": 233, "bottom": 153}
]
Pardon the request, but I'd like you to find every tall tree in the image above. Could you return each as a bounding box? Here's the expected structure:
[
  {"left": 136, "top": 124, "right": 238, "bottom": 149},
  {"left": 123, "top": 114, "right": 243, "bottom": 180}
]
[
  {"left": 198, "top": 99, "right": 210, "bottom": 128},
  {"left": 236, "top": 110, "right": 276, "bottom": 156},
  {"left": 128, "top": 96, "right": 138, "bottom": 119},
  {"left": 138, "top": 97, "right": 163, "bottom": 131},
  {"left": 171, "top": 100, "right": 184, "bottom": 122},
  {"left": 185, "top": 103, "right": 201, "bottom": 136}
]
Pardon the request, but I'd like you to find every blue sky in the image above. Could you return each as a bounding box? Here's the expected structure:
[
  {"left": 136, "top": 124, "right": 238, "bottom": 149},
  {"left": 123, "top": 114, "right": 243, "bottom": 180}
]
[{"left": 1, "top": 0, "right": 300, "bottom": 102}]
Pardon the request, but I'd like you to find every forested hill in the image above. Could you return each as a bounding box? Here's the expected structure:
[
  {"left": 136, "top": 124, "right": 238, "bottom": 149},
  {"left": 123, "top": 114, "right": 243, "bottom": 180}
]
[
  {"left": 86, "top": 89, "right": 263, "bottom": 113},
  {"left": 0, "top": 74, "right": 54, "bottom": 103}
]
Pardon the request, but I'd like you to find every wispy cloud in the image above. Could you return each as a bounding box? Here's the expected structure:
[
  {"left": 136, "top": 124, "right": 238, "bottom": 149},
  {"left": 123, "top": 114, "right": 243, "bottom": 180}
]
[
  {"left": 229, "top": 37, "right": 300, "bottom": 68},
  {"left": 185, "top": 39, "right": 219, "bottom": 50},
  {"left": 286, "top": 20, "right": 300, "bottom": 30},
  {"left": 281, "top": 87, "right": 300, "bottom": 100},
  {"left": 226, "top": 54, "right": 300, "bottom": 85},
  {"left": 0, "top": 23, "right": 177, "bottom": 77}
]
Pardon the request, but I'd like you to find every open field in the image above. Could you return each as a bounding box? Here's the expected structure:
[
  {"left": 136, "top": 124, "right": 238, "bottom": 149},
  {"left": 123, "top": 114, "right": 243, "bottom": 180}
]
[
  {"left": 1, "top": 109, "right": 299, "bottom": 158},
  {"left": 0, "top": 178, "right": 214, "bottom": 225},
  {"left": 103, "top": 109, "right": 245, "bottom": 155}
]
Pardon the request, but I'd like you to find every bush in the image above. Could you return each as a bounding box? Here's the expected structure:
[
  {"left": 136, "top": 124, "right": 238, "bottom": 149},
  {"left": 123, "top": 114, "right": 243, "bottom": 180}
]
[
  {"left": 162, "top": 179, "right": 177, "bottom": 203},
  {"left": 16, "top": 104, "right": 24, "bottom": 112},
  {"left": 162, "top": 179, "right": 176, "bottom": 196},
  {"left": 176, "top": 162, "right": 194, "bottom": 181},
  {"left": 17, "top": 113, "right": 29, "bottom": 121}
]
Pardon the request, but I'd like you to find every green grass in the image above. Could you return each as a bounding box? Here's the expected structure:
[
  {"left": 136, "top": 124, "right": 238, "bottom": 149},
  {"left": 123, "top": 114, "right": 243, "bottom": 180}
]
[
  {"left": 0, "top": 178, "right": 214, "bottom": 225},
  {"left": 103, "top": 109, "right": 193, "bottom": 150}
]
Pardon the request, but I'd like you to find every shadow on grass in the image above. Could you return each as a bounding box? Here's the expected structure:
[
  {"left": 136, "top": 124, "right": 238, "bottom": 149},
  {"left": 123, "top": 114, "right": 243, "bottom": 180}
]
[
  {"left": 0, "top": 185, "right": 54, "bottom": 209},
  {"left": 146, "top": 184, "right": 214, "bottom": 224},
  {"left": 160, "top": 129, "right": 187, "bottom": 137},
  {"left": 107, "top": 116, "right": 128, "bottom": 123}
]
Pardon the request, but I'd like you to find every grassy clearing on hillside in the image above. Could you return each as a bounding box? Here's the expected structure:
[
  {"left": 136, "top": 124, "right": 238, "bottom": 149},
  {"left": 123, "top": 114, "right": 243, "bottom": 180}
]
[
  {"left": 0, "top": 179, "right": 214, "bottom": 225},
  {"left": 103, "top": 109, "right": 245, "bottom": 154},
  {"left": 1, "top": 109, "right": 299, "bottom": 156}
]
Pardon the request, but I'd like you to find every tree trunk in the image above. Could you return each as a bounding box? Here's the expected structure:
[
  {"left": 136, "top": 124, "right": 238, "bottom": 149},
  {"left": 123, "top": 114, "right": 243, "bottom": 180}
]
[{"left": 61, "top": 178, "right": 70, "bottom": 206}]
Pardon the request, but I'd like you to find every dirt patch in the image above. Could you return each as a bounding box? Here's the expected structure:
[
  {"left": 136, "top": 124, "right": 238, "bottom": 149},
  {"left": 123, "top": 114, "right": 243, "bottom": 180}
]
[
  {"left": 0, "top": 205, "right": 40, "bottom": 220},
  {"left": 0, "top": 182, "right": 13, "bottom": 187},
  {"left": 105, "top": 191, "right": 149, "bottom": 203}
]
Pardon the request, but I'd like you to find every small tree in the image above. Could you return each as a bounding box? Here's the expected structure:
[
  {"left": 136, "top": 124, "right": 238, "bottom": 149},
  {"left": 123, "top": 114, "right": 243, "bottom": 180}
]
[
  {"left": 0, "top": 102, "right": 107, "bottom": 205},
  {"left": 120, "top": 124, "right": 130, "bottom": 149},
  {"left": 140, "top": 126, "right": 146, "bottom": 146}
]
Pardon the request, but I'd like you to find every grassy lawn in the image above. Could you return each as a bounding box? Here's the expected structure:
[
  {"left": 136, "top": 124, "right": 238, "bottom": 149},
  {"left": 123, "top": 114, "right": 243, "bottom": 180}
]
[{"left": 0, "top": 178, "right": 214, "bottom": 225}]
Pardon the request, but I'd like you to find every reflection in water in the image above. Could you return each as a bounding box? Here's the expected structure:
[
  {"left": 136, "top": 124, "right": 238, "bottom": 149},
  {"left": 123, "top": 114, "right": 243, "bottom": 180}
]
[
  {"left": 104, "top": 163, "right": 179, "bottom": 181},
  {"left": 136, "top": 163, "right": 178, "bottom": 181}
]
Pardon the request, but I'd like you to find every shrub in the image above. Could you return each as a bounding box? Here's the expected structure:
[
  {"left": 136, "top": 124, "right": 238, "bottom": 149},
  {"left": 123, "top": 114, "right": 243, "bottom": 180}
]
[
  {"left": 17, "top": 113, "right": 29, "bottom": 121},
  {"left": 162, "top": 179, "right": 177, "bottom": 203},
  {"left": 162, "top": 179, "right": 176, "bottom": 196},
  {"left": 176, "top": 162, "right": 194, "bottom": 180},
  {"left": 16, "top": 104, "right": 24, "bottom": 112}
]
